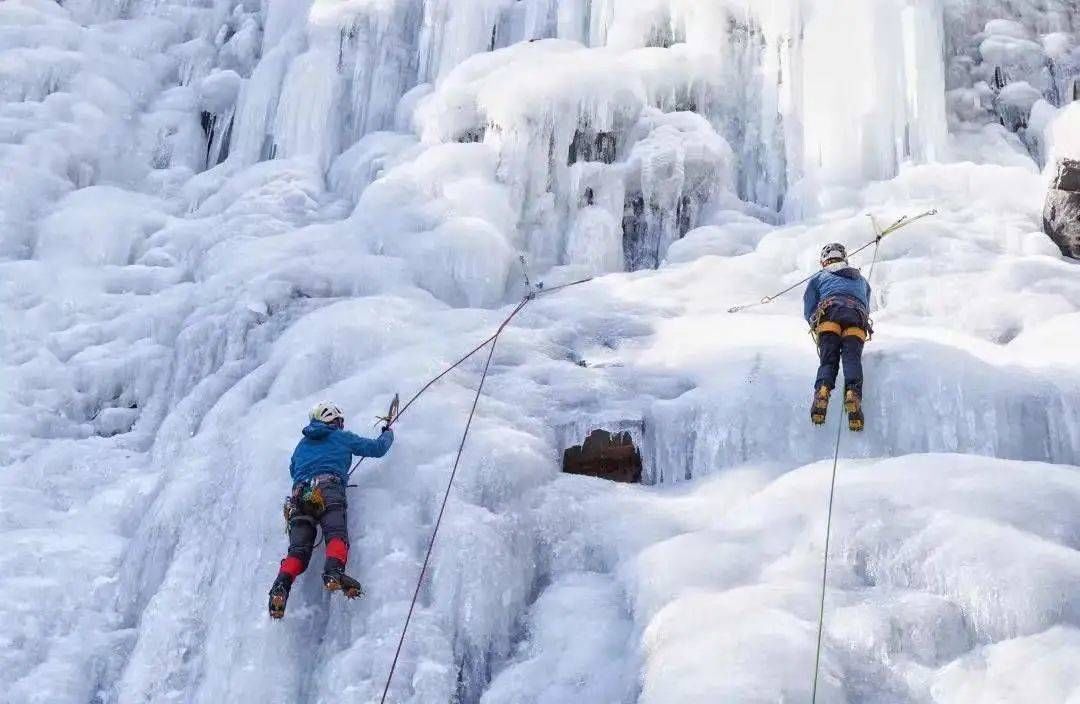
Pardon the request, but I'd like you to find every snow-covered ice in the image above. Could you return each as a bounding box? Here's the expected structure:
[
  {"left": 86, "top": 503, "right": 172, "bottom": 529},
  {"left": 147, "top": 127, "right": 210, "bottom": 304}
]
[{"left": 2, "top": 0, "right": 1079, "bottom": 703}]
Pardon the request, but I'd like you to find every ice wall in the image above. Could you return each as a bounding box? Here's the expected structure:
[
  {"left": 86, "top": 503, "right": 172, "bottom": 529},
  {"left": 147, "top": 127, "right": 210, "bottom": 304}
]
[
  {"left": 941, "top": 0, "right": 1080, "bottom": 165},
  {"left": 217, "top": 0, "right": 958, "bottom": 271},
  {"left": 3, "top": 1, "right": 1080, "bottom": 703}
]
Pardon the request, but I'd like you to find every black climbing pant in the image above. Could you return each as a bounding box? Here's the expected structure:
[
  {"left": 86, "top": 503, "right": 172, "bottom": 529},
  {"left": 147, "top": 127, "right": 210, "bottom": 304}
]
[
  {"left": 814, "top": 304, "right": 866, "bottom": 393},
  {"left": 285, "top": 477, "right": 349, "bottom": 574}
]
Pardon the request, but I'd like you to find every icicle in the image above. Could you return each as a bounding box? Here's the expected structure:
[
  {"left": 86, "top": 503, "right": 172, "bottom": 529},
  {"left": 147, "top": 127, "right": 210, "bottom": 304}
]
[
  {"left": 272, "top": 47, "right": 343, "bottom": 172},
  {"left": 342, "top": 0, "right": 425, "bottom": 141},
  {"left": 198, "top": 70, "right": 242, "bottom": 168},
  {"left": 417, "top": 0, "right": 515, "bottom": 83},
  {"left": 791, "top": 0, "right": 948, "bottom": 214},
  {"left": 230, "top": 32, "right": 300, "bottom": 166}
]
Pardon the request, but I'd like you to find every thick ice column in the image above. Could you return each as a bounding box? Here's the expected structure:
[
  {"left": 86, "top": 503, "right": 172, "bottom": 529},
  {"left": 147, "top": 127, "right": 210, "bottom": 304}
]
[
  {"left": 556, "top": 0, "right": 591, "bottom": 44},
  {"left": 903, "top": 0, "right": 949, "bottom": 163},
  {"left": 230, "top": 29, "right": 304, "bottom": 165},
  {"left": 417, "top": 0, "right": 515, "bottom": 82},
  {"left": 495, "top": 0, "right": 560, "bottom": 43},
  {"left": 796, "top": 0, "right": 947, "bottom": 210},
  {"left": 587, "top": 0, "right": 729, "bottom": 51},
  {"left": 262, "top": 0, "right": 315, "bottom": 52},
  {"left": 198, "top": 70, "right": 242, "bottom": 167},
  {"left": 758, "top": 0, "right": 805, "bottom": 212},
  {"left": 565, "top": 162, "right": 627, "bottom": 273},
  {"left": 272, "top": 47, "right": 343, "bottom": 171},
  {"left": 801, "top": 0, "right": 896, "bottom": 185},
  {"left": 344, "top": 1, "right": 424, "bottom": 140}
]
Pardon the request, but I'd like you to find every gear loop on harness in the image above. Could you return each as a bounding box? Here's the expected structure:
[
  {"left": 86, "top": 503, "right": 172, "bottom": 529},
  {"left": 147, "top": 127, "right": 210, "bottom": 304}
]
[
  {"left": 282, "top": 495, "right": 319, "bottom": 533},
  {"left": 809, "top": 296, "right": 874, "bottom": 345}
]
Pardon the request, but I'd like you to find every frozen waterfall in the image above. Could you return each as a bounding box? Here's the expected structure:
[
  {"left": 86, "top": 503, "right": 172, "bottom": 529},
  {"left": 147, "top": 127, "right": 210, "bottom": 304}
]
[{"left": 2, "top": 0, "right": 1080, "bottom": 703}]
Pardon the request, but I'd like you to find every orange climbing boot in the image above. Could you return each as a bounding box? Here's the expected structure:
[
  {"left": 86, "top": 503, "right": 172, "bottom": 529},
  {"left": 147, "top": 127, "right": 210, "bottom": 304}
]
[
  {"left": 845, "top": 388, "right": 864, "bottom": 432},
  {"left": 268, "top": 575, "right": 292, "bottom": 619},
  {"left": 322, "top": 558, "right": 364, "bottom": 599},
  {"left": 810, "top": 386, "right": 831, "bottom": 425}
]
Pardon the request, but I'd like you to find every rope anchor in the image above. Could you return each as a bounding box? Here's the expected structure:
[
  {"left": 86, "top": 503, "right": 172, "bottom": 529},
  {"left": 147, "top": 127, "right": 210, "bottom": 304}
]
[{"left": 726, "top": 210, "right": 936, "bottom": 314}]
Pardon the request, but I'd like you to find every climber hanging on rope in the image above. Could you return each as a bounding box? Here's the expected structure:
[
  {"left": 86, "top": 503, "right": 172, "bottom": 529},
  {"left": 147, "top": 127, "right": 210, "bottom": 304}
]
[
  {"left": 804, "top": 243, "right": 873, "bottom": 431},
  {"left": 268, "top": 401, "right": 394, "bottom": 619}
]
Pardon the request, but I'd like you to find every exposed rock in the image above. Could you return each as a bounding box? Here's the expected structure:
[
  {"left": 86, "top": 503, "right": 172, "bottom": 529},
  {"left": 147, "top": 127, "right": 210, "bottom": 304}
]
[
  {"left": 562, "top": 429, "right": 642, "bottom": 483},
  {"left": 1043, "top": 158, "right": 1080, "bottom": 258},
  {"left": 568, "top": 128, "right": 616, "bottom": 165}
]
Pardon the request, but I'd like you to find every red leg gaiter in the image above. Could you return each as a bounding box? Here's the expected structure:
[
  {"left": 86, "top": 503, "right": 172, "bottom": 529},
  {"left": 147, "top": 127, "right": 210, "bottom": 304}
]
[
  {"left": 325, "top": 537, "right": 349, "bottom": 564},
  {"left": 279, "top": 556, "right": 306, "bottom": 578}
]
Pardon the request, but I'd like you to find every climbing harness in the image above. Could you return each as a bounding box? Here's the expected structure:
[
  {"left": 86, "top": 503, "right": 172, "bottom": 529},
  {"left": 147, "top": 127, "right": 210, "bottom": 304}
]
[
  {"left": 809, "top": 296, "right": 873, "bottom": 344},
  {"left": 282, "top": 474, "right": 339, "bottom": 533},
  {"left": 726, "top": 210, "right": 936, "bottom": 314},
  {"left": 297, "top": 481, "right": 327, "bottom": 515},
  {"left": 281, "top": 496, "right": 299, "bottom": 529},
  {"left": 370, "top": 276, "right": 593, "bottom": 703},
  {"left": 808, "top": 211, "right": 924, "bottom": 703},
  {"left": 814, "top": 320, "right": 868, "bottom": 342}
]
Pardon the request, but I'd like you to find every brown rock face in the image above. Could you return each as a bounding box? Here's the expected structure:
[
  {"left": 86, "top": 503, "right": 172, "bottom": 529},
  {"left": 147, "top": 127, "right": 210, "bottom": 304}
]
[
  {"left": 562, "top": 429, "right": 642, "bottom": 483},
  {"left": 1043, "top": 158, "right": 1080, "bottom": 259}
]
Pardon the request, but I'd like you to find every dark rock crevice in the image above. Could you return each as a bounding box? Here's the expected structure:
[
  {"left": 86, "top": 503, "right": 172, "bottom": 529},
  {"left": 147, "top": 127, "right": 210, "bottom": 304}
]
[
  {"left": 563, "top": 429, "right": 643, "bottom": 484},
  {"left": 1044, "top": 158, "right": 1080, "bottom": 259}
]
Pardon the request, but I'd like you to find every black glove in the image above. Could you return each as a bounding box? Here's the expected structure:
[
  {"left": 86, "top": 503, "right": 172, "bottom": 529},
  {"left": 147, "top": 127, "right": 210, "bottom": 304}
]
[{"left": 381, "top": 425, "right": 391, "bottom": 434}]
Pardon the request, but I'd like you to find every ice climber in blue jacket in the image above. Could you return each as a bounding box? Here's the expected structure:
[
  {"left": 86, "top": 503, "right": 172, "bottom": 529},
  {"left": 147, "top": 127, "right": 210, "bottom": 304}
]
[
  {"left": 804, "top": 243, "right": 872, "bottom": 431},
  {"left": 269, "top": 402, "right": 394, "bottom": 619}
]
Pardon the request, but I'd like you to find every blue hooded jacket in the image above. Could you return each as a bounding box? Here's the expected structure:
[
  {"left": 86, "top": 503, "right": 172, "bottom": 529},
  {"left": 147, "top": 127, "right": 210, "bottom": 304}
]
[
  {"left": 289, "top": 421, "right": 394, "bottom": 484},
  {"left": 803, "top": 266, "right": 872, "bottom": 323}
]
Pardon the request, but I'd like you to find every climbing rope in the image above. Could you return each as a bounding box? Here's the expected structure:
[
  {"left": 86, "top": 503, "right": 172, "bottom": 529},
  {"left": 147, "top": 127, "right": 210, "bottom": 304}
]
[
  {"left": 366, "top": 277, "right": 592, "bottom": 703},
  {"left": 348, "top": 278, "right": 592, "bottom": 479},
  {"left": 379, "top": 328, "right": 501, "bottom": 704},
  {"left": 809, "top": 210, "right": 920, "bottom": 701},
  {"left": 726, "top": 210, "right": 936, "bottom": 314},
  {"left": 810, "top": 406, "right": 845, "bottom": 703}
]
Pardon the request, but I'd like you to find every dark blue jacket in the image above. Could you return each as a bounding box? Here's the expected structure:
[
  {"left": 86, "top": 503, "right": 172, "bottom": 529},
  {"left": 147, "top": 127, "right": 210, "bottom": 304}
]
[
  {"left": 803, "top": 267, "right": 872, "bottom": 323},
  {"left": 289, "top": 421, "right": 394, "bottom": 484}
]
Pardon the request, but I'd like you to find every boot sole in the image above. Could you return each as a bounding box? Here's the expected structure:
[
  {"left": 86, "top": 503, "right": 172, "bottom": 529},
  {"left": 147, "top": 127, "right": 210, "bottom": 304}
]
[
  {"left": 324, "top": 575, "right": 363, "bottom": 599},
  {"left": 269, "top": 593, "right": 287, "bottom": 619},
  {"left": 848, "top": 413, "right": 865, "bottom": 432}
]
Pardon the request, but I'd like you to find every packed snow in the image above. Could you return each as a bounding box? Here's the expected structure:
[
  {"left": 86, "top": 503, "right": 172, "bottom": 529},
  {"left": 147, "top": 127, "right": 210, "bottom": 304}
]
[{"left": 2, "top": 0, "right": 1079, "bottom": 703}]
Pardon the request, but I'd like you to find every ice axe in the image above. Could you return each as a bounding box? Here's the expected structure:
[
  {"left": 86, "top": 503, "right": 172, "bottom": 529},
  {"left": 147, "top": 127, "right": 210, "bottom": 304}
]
[
  {"left": 347, "top": 394, "right": 399, "bottom": 485},
  {"left": 375, "top": 393, "right": 399, "bottom": 429}
]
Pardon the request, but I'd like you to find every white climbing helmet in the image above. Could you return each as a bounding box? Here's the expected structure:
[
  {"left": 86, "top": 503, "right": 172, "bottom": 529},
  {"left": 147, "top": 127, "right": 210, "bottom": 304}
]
[
  {"left": 820, "top": 242, "right": 848, "bottom": 265},
  {"left": 310, "top": 402, "right": 344, "bottom": 425}
]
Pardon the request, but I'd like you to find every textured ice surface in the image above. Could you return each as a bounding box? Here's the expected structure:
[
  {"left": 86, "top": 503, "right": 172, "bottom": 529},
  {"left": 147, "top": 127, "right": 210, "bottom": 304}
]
[{"left": 2, "top": 1, "right": 1080, "bottom": 703}]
